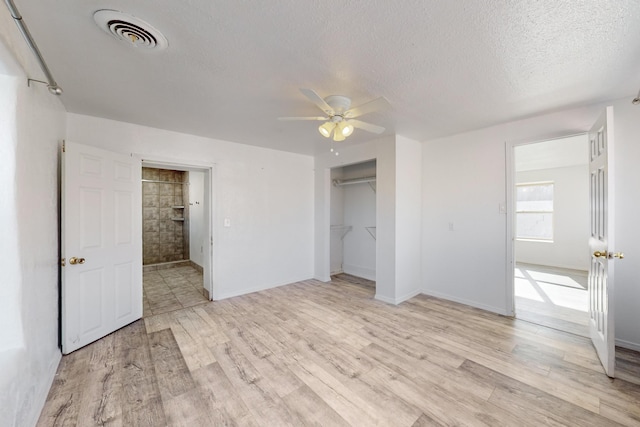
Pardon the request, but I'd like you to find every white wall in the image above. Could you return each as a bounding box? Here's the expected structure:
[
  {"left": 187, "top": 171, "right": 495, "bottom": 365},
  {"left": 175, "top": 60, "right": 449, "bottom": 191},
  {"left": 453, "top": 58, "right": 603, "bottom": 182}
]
[
  {"left": 0, "top": 21, "right": 67, "bottom": 427},
  {"left": 188, "top": 170, "right": 205, "bottom": 267},
  {"left": 421, "top": 97, "right": 640, "bottom": 349},
  {"left": 67, "top": 113, "right": 314, "bottom": 300},
  {"left": 342, "top": 161, "right": 377, "bottom": 280},
  {"left": 394, "top": 136, "right": 423, "bottom": 302},
  {"left": 515, "top": 165, "right": 589, "bottom": 270}
]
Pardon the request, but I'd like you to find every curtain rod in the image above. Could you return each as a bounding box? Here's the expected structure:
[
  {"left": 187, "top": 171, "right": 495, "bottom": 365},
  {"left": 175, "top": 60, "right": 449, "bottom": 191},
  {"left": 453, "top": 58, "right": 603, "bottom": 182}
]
[{"left": 4, "top": 0, "right": 62, "bottom": 95}]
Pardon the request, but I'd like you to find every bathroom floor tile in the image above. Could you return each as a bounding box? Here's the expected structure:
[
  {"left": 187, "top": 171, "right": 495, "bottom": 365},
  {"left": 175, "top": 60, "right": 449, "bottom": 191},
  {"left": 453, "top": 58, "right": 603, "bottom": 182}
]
[{"left": 142, "top": 264, "right": 206, "bottom": 317}]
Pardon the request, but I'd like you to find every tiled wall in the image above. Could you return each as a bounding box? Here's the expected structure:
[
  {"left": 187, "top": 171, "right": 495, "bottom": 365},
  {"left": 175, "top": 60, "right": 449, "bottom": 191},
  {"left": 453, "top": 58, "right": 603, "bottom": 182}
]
[{"left": 142, "top": 167, "right": 190, "bottom": 265}]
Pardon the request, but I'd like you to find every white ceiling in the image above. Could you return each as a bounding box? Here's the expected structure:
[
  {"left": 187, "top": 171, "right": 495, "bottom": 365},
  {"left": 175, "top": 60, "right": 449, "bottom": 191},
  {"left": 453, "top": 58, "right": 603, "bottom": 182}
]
[
  {"left": 13, "top": 0, "right": 640, "bottom": 155},
  {"left": 515, "top": 134, "right": 588, "bottom": 172}
]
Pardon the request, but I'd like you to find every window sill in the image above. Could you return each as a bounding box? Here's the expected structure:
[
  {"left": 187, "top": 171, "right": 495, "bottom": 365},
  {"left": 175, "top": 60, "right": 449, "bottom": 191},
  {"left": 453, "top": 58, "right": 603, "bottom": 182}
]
[{"left": 516, "top": 238, "right": 554, "bottom": 243}]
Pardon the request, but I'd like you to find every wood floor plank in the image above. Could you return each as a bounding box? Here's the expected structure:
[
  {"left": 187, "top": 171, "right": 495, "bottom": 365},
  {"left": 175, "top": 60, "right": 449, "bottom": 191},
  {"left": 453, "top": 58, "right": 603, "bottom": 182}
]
[
  {"left": 36, "top": 347, "right": 92, "bottom": 426},
  {"left": 39, "top": 274, "right": 640, "bottom": 426},
  {"left": 147, "top": 328, "right": 196, "bottom": 400},
  {"left": 282, "top": 384, "right": 351, "bottom": 426},
  {"left": 192, "top": 361, "right": 259, "bottom": 426},
  {"left": 209, "top": 340, "right": 304, "bottom": 426},
  {"left": 116, "top": 321, "right": 168, "bottom": 427},
  {"left": 459, "top": 359, "right": 618, "bottom": 427}
]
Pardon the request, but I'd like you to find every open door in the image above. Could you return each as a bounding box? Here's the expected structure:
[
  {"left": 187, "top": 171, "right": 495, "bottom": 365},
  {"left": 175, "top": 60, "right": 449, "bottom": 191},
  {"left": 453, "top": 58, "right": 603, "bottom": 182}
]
[
  {"left": 62, "top": 141, "right": 142, "bottom": 354},
  {"left": 588, "top": 106, "right": 623, "bottom": 377}
]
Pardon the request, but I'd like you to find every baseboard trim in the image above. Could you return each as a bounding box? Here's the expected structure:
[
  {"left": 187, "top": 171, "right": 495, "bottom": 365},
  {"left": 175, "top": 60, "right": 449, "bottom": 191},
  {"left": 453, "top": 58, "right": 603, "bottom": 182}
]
[
  {"left": 616, "top": 338, "right": 640, "bottom": 352},
  {"left": 343, "top": 264, "right": 376, "bottom": 281},
  {"left": 215, "top": 276, "right": 313, "bottom": 300},
  {"left": 32, "top": 350, "right": 61, "bottom": 426},
  {"left": 374, "top": 294, "right": 396, "bottom": 304},
  {"left": 374, "top": 288, "right": 422, "bottom": 305},
  {"left": 421, "top": 289, "right": 511, "bottom": 316}
]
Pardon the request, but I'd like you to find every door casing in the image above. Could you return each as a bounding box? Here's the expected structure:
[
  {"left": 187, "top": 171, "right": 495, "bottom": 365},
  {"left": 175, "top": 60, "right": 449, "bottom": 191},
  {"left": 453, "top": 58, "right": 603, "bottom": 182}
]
[
  {"left": 505, "top": 132, "right": 589, "bottom": 316},
  {"left": 140, "top": 157, "right": 216, "bottom": 300}
]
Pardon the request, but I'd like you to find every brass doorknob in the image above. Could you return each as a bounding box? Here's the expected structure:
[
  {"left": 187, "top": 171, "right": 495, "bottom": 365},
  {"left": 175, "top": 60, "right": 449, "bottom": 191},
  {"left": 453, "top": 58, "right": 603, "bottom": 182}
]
[
  {"left": 611, "top": 252, "right": 624, "bottom": 259},
  {"left": 68, "top": 257, "right": 86, "bottom": 265},
  {"left": 593, "top": 251, "right": 607, "bottom": 258}
]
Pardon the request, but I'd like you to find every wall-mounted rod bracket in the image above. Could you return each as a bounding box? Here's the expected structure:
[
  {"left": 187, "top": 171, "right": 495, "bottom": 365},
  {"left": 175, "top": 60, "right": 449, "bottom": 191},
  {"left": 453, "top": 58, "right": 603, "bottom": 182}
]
[
  {"left": 365, "top": 226, "right": 377, "bottom": 240},
  {"left": 632, "top": 88, "right": 640, "bottom": 105},
  {"left": 5, "top": 0, "right": 63, "bottom": 95}
]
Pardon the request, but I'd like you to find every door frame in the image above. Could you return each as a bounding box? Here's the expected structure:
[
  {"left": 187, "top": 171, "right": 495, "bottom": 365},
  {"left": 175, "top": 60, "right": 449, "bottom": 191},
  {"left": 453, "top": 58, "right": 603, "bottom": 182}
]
[
  {"left": 505, "top": 131, "right": 588, "bottom": 316},
  {"left": 140, "top": 156, "right": 216, "bottom": 300}
]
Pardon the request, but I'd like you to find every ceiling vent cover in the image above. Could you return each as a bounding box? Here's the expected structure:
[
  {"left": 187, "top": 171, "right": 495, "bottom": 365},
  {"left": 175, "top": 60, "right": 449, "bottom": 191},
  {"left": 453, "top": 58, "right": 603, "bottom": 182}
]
[{"left": 93, "top": 10, "right": 168, "bottom": 50}]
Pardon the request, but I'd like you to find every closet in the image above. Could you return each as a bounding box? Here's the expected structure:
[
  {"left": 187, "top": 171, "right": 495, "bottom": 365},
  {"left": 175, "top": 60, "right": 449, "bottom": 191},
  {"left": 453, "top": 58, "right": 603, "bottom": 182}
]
[{"left": 330, "top": 160, "right": 377, "bottom": 280}]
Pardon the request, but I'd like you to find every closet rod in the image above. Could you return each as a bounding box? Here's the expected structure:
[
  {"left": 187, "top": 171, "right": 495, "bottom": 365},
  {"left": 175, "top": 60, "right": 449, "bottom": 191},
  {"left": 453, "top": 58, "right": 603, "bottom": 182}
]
[
  {"left": 5, "top": 0, "right": 62, "bottom": 95},
  {"left": 333, "top": 176, "right": 376, "bottom": 186}
]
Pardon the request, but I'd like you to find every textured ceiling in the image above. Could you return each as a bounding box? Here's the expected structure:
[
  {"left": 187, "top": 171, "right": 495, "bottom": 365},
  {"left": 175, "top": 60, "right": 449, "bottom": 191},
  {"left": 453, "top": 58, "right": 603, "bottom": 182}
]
[{"left": 11, "top": 0, "right": 640, "bottom": 155}]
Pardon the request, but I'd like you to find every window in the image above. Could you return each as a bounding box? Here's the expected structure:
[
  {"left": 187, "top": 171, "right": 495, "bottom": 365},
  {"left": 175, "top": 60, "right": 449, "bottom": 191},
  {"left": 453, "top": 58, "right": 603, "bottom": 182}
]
[{"left": 516, "top": 182, "right": 553, "bottom": 240}]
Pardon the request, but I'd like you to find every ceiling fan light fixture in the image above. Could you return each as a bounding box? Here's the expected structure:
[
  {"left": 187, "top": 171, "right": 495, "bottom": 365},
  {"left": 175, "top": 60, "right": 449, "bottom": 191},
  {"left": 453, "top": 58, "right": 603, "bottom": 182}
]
[
  {"left": 341, "top": 121, "right": 354, "bottom": 137},
  {"left": 333, "top": 129, "right": 346, "bottom": 142},
  {"left": 319, "top": 122, "right": 335, "bottom": 138}
]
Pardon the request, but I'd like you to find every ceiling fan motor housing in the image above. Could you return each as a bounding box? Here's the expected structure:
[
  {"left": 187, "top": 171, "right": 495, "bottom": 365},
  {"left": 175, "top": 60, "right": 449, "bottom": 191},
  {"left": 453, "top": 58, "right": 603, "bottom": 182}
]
[{"left": 324, "top": 95, "right": 351, "bottom": 115}]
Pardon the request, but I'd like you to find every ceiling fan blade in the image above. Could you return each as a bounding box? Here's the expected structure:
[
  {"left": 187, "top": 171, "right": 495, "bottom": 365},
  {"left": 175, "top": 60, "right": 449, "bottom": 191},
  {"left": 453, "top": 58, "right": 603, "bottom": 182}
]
[
  {"left": 345, "top": 96, "right": 391, "bottom": 118},
  {"left": 278, "top": 116, "right": 328, "bottom": 121},
  {"left": 349, "top": 119, "right": 385, "bottom": 134},
  {"left": 299, "top": 88, "right": 335, "bottom": 116}
]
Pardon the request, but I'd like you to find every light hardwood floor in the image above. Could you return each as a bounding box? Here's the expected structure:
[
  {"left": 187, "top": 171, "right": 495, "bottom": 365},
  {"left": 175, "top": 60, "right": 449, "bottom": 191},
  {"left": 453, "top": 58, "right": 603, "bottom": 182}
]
[
  {"left": 515, "top": 263, "right": 589, "bottom": 337},
  {"left": 38, "top": 275, "right": 640, "bottom": 426}
]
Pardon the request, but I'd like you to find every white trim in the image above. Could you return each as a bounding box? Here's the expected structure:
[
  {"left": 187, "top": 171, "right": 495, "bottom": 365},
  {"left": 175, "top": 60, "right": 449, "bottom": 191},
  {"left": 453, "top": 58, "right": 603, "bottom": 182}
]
[
  {"left": 342, "top": 264, "right": 376, "bottom": 281},
  {"left": 374, "top": 294, "right": 397, "bottom": 305},
  {"left": 138, "top": 156, "right": 216, "bottom": 299},
  {"left": 422, "top": 289, "right": 512, "bottom": 316},
  {"left": 505, "top": 140, "right": 515, "bottom": 316},
  {"left": 31, "top": 351, "right": 61, "bottom": 427},
  {"left": 375, "top": 289, "right": 422, "bottom": 305},
  {"left": 615, "top": 338, "right": 640, "bottom": 352},
  {"left": 215, "top": 276, "right": 312, "bottom": 300},
  {"left": 505, "top": 132, "right": 589, "bottom": 318},
  {"left": 396, "top": 289, "right": 422, "bottom": 304}
]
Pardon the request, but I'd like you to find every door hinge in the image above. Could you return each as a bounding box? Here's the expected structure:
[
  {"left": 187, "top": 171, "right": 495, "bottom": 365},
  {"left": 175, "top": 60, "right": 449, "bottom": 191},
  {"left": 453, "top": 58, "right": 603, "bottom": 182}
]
[
  {"left": 61, "top": 258, "right": 65, "bottom": 267},
  {"left": 62, "top": 141, "right": 65, "bottom": 153}
]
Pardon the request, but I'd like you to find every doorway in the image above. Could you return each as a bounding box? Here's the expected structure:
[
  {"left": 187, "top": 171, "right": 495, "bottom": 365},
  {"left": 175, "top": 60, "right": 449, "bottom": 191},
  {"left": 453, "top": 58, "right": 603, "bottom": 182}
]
[
  {"left": 330, "top": 160, "right": 377, "bottom": 288},
  {"left": 140, "top": 161, "right": 213, "bottom": 316},
  {"left": 512, "top": 134, "right": 590, "bottom": 336}
]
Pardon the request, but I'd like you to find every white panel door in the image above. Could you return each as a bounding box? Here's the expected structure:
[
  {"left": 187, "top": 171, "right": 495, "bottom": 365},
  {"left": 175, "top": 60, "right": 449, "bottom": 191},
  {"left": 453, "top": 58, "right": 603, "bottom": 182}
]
[
  {"left": 62, "top": 141, "right": 142, "bottom": 354},
  {"left": 588, "top": 106, "right": 621, "bottom": 378}
]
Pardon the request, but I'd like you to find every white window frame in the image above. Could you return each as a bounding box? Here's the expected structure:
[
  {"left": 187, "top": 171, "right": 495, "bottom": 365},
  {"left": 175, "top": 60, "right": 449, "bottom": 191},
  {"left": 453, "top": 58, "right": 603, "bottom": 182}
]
[{"left": 516, "top": 181, "right": 554, "bottom": 241}]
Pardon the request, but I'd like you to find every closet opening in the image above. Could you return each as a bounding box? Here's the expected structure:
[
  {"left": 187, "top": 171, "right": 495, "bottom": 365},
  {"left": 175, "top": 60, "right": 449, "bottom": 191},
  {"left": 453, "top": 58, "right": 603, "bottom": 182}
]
[{"left": 330, "top": 160, "right": 377, "bottom": 289}]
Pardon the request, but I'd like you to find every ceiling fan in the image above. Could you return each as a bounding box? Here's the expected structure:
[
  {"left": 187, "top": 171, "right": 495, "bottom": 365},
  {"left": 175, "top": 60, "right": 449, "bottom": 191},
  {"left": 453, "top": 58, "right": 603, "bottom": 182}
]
[{"left": 278, "top": 89, "right": 391, "bottom": 141}]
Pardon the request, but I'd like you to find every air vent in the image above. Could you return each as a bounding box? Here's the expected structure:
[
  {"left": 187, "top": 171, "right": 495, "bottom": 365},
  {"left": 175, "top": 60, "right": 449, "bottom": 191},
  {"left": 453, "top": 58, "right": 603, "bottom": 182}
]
[{"left": 93, "top": 10, "right": 168, "bottom": 50}]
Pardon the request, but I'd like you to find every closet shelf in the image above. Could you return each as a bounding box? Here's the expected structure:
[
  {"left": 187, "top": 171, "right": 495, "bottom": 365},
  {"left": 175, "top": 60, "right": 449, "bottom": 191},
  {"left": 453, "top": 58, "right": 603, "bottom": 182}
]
[
  {"left": 330, "top": 225, "right": 353, "bottom": 240},
  {"left": 171, "top": 217, "right": 185, "bottom": 221},
  {"left": 172, "top": 206, "right": 185, "bottom": 209}
]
